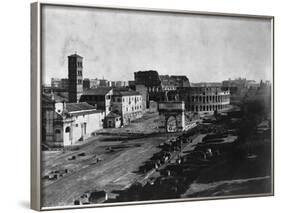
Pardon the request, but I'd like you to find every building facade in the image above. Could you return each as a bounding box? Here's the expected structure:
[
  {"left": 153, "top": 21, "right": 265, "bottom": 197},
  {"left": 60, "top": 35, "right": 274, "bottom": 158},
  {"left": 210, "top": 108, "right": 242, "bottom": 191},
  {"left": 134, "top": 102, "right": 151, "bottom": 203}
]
[
  {"left": 134, "top": 70, "right": 166, "bottom": 103},
  {"left": 68, "top": 53, "right": 83, "bottom": 103},
  {"left": 42, "top": 99, "right": 104, "bottom": 147},
  {"left": 134, "top": 70, "right": 191, "bottom": 104},
  {"left": 99, "top": 79, "right": 109, "bottom": 87},
  {"left": 53, "top": 102, "right": 104, "bottom": 146},
  {"left": 105, "top": 112, "right": 122, "bottom": 128},
  {"left": 79, "top": 87, "right": 113, "bottom": 115},
  {"left": 159, "top": 75, "right": 177, "bottom": 91},
  {"left": 83, "top": 78, "right": 100, "bottom": 90},
  {"left": 50, "top": 78, "right": 69, "bottom": 90},
  {"left": 134, "top": 70, "right": 162, "bottom": 92},
  {"left": 111, "top": 89, "right": 143, "bottom": 125},
  {"left": 51, "top": 78, "right": 61, "bottom": 88},
  {"left": 168, "top": 87, "right": 230, "bottom": 113},
  {"left": 42, "top": 94, "right": 56, "bottom": 145},
  {"left": 135, "top": 84, "right": 148, "bottom": 110},
  {"left": 135, "top": 70, "right": 190, "bottom": 92},
  {"left": 60, "top": 78, "right": 69, "bottom": 90},
  {"left": 170, "top": 75, "right": 190, "bottom": 87},
  {"left": 42, "top": 92, "right": 70, "bottom": 147},
  {"left": 149, "top": 100, "right": 158, "bottom": 113},
  {"left": 159, "top": 75, "right": 190, "bottom": 91},
  {"left": 110, "top": 81, "right": 128, "bottom": 88}
]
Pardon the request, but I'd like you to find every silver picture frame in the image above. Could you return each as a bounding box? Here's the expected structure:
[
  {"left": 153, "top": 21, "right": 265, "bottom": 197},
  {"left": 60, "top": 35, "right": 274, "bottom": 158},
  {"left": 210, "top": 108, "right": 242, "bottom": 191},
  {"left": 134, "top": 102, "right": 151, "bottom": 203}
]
[{"left": 31, "top": 1, "right": 274, "bottom": 211}]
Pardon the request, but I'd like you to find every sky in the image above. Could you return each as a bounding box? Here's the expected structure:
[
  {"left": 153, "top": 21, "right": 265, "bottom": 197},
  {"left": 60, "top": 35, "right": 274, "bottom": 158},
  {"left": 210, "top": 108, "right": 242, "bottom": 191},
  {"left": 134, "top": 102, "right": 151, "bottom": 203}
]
[{"left": 41, "top": 5, "right": 273, "bottom": 85}]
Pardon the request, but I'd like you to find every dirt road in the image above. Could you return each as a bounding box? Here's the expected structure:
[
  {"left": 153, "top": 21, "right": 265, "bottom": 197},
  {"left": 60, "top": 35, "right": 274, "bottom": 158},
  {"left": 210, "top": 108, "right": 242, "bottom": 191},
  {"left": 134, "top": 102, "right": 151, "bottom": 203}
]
[{"left": 42, "top": 135, "right": 166, "bottom": 207}]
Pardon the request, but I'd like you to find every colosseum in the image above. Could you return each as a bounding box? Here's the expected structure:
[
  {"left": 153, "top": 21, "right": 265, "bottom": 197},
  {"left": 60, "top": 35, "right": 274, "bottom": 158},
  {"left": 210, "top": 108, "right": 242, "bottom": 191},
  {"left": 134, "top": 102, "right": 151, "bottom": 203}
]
[{"left": 167, "top": 87, "right": 230, "bottom": 113}]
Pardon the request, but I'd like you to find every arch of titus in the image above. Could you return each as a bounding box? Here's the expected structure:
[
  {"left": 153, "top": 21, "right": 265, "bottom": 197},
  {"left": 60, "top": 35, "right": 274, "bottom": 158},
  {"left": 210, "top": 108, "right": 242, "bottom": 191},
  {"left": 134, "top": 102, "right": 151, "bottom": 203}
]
[
  {"left": 158, "top": 101, "right": 186, "bottom": 133},
  {"left": 159, "top": 87, "right": 230, "bottom": 133}
]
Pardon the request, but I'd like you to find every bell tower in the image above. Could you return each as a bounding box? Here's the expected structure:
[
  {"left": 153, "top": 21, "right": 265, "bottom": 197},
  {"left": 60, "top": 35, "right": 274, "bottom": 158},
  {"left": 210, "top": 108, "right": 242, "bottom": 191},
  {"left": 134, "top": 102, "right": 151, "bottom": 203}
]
[{"left": 68, "top": 53, "right": 83, "bottom": 103}]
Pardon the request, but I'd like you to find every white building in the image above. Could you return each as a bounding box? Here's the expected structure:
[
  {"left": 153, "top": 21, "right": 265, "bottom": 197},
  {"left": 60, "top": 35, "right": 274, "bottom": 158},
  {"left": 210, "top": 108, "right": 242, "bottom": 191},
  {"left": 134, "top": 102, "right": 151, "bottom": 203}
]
[
  {"left": 111, "top": 90, "right": 143, "bottom": 125},
  {"left": 53, "top": 102, "right": 104, "bottom": 146},
  {"left": 105, "top": 112, "right": 122, "bottom": 128}
]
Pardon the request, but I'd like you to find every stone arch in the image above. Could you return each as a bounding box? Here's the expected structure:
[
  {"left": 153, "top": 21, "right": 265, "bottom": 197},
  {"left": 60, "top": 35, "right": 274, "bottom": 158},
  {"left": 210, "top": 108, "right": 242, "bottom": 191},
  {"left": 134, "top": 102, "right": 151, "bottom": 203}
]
[{"left": 65, "top": 126, "right": 70, "bottom": 133}]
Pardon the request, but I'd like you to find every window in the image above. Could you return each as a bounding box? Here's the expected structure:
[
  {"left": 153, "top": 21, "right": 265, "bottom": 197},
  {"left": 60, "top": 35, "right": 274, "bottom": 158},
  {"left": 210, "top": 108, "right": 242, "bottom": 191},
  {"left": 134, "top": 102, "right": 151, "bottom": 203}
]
[
  {"left": 84, "top": 123, "right": 87, "bottom": 135},
  {"left": 77, "top": 62, "right": 83, "bottom": 67},
  {"left": 65, "top": 127, "right": 70, "bottom": 133},
  {"left": 55, "top": 129, "right": 61, "bottom": 134}
]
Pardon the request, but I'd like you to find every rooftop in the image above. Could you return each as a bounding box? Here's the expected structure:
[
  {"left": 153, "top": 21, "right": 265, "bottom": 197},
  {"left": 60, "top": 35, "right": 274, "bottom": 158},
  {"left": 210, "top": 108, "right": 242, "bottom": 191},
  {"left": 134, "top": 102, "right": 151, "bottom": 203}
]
[
  {"left": 68, "top": 53, "right": 83, "bottom": 58},
  {"left": 106, "top": 112, "right": 121, "bottom": 118},
  {"left": 82, "top": 87, "right": 112, "bottom": 96},
  {"left": 65, "top": 102, "right": 96, "bottom": 113},
  {"left": 113, "top": 89, "right": 140, "bottom": 97},
  {"left": 42, "top": 93, "right": 68, "bottom": 103}
]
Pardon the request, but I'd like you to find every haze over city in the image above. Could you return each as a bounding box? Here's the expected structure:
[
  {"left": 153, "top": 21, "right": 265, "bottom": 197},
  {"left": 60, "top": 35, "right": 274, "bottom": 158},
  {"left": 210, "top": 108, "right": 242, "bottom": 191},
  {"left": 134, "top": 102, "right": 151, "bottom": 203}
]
[
  {"left": 42, "top": 5, "right": 272, "bottom": 84},
  {"left": 38, "top": 4, "right": 273, "bottom": 208}
]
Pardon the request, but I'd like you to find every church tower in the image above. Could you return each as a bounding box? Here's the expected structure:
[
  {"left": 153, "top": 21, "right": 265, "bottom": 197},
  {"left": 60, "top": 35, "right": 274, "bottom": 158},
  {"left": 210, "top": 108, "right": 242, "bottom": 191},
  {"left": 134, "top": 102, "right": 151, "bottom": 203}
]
[{"left": 68, "top": 53, "right": 83, "bottom": 103}]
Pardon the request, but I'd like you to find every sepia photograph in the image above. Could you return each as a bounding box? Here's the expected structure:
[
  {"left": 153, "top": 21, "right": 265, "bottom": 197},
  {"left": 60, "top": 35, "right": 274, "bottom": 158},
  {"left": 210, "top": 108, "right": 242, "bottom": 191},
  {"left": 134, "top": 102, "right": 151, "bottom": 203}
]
[{"left": 34, "top": 3, "right": 273, "bottom": 210}]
